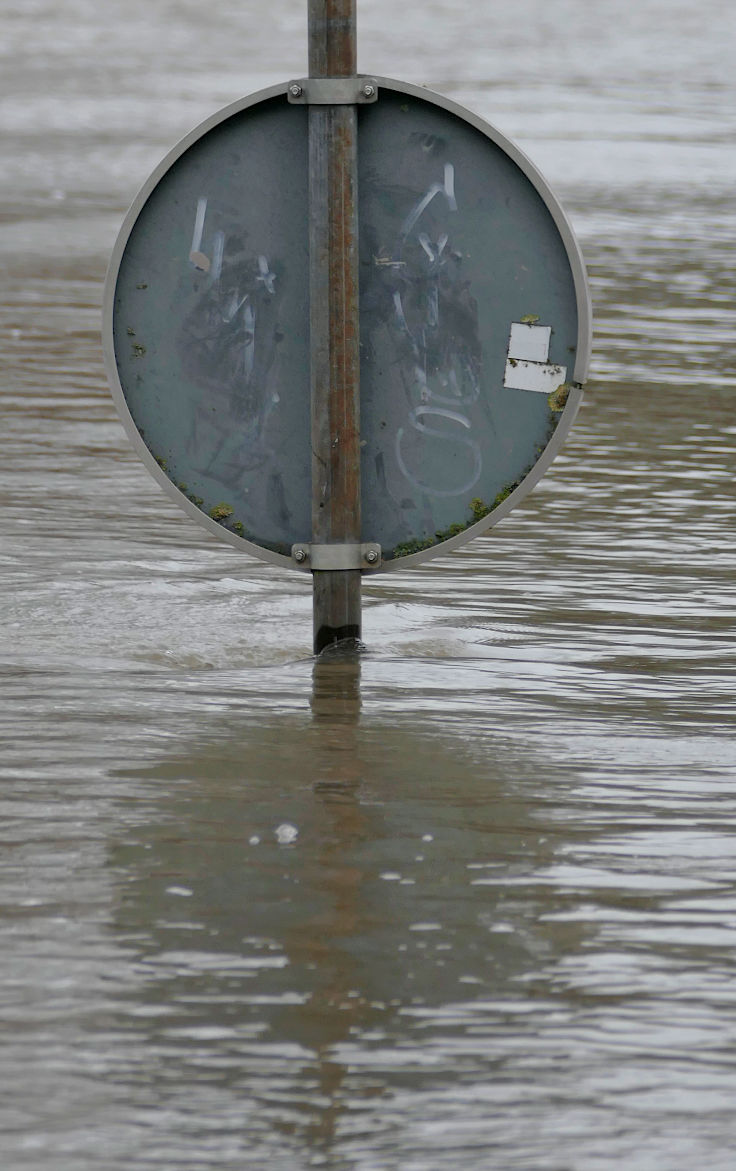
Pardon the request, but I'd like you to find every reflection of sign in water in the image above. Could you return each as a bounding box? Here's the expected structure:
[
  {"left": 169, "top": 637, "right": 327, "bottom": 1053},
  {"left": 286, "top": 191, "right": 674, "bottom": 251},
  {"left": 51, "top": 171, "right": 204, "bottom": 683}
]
[{"left": 103, "top": 78, "right": 591, "bottom": 571}]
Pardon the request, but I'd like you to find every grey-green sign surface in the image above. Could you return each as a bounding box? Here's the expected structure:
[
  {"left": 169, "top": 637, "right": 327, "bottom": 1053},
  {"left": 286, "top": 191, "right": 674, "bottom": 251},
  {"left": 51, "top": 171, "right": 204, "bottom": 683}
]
[{"left": 104, "top": 78, "right": 591, "bottom": 571}]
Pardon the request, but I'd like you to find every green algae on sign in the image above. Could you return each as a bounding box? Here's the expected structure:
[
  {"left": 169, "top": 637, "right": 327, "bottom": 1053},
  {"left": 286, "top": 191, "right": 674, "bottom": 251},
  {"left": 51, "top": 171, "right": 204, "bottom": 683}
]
[{"left": 391, "top": 488, "right": 517, "bottom": 559}]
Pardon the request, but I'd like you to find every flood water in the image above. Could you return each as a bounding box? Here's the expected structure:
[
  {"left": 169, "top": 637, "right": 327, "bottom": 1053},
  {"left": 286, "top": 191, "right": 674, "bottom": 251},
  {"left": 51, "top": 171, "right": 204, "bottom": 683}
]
[{"left": 2, "top": 1, "right": 736, "bottom": 1167}]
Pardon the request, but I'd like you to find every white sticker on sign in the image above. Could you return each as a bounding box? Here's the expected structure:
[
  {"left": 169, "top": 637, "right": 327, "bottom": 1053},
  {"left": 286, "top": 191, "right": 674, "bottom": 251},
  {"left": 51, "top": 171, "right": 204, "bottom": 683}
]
[
  {"left": 504, "top": 359, "right": 567, "bottom": 394},
  {"left": 508, "top": 323, "right": 551, "bottom": 363}
]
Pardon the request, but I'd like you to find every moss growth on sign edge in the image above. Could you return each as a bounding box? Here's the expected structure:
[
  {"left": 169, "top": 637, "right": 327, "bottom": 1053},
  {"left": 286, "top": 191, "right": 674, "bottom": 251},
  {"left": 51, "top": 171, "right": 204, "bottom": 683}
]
[{"left": 390, "top": 485, "right": 517, "bottom": 560}]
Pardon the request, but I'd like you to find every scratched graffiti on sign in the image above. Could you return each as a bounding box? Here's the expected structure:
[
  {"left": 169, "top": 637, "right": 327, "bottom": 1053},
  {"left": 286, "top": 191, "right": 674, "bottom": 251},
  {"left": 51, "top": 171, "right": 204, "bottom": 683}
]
[
  {"left": 110, "top": 88, "right": 583, "bottom": 563},
  {"left": 363, "top": 139, "right": 483, "bottom": 506},
  {"left": 178, "top": 196, "right": 286, "bottom": 496}
]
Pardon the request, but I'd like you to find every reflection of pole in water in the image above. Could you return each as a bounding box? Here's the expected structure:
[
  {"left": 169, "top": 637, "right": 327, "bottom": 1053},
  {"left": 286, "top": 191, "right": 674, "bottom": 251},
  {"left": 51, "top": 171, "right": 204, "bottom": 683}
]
[
  {"left": 310, "top": 649, "right": 362, "bottom": 729},
  {"left": 282, "top": 649, "right": 369, "bottom": 1154}
]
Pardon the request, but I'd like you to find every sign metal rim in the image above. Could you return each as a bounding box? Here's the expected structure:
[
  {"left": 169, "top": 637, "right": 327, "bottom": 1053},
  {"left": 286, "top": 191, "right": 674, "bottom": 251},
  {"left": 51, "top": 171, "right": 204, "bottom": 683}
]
[{"left": 102, "top": 77, "right": 592, "bottom": 573}]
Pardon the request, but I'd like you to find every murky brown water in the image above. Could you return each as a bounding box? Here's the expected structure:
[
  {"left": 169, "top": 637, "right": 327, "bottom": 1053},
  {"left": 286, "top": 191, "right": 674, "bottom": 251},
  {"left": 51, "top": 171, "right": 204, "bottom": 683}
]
[{"left": 2, "top": 1, "right": 736, "bottom": 1168}]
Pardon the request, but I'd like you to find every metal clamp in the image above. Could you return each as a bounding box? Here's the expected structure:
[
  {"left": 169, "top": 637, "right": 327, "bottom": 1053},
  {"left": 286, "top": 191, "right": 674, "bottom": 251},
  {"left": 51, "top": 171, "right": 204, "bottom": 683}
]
[
  {"left": 287, "top": 77, "right": 378, "bottom": 105},
  {"left": 291, "top": 542, "right": 381, "bottom": 570}
]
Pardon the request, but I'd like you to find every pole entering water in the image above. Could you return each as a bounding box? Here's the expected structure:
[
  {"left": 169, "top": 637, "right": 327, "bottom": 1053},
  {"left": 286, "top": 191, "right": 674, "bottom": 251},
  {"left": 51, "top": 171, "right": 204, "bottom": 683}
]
[{"left": 308, "top": 0, "right": 363, "bottom": 654}]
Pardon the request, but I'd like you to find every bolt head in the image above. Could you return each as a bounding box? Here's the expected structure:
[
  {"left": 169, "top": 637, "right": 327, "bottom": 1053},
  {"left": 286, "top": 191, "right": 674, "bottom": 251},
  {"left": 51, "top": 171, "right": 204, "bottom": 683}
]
[
  {"left": 365, "top": 549, "right": 378, "bottom": 564},
  {"left": 294, "top": 547, "right": 307, "bottom": 563},
  {"left": 289, "top": 83, "right": 303, "bottom": 98},
  {"left": 362, "top": 83, "right": 375, "bottom": 98}
]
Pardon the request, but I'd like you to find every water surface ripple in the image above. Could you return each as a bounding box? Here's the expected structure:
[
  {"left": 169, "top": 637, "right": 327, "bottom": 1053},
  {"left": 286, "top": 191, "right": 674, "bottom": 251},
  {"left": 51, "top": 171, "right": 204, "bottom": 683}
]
[{"left": 2, "top": 1, "right": 735, "bottom": 1168}]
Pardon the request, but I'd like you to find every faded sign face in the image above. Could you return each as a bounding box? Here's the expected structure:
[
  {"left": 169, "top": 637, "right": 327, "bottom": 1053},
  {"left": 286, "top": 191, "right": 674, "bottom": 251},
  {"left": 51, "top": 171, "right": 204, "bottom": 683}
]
[{"left": 106, "top": 80, "right": 590, "bottom": 569}]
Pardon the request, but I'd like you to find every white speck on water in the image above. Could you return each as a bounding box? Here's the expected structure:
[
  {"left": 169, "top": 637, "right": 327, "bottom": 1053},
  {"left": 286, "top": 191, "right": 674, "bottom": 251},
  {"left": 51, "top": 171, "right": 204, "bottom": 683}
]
[
  {"left": 166, "top": 886, "right": 193, "bottom": 897},
  {"left": 422, "top": 834, "right": 434, "bottom": 842},
  {"left": 20, "top": 1136, "right": 47, "bottom": 1151},
  {"left": 380, "top": 872, "right": 402, "bottom": 881},
  {"left": 275, "top": 823, "right": 298, "bottom": 845},
  {"left": 249, "top": 835, "right": 261, "bottom": 845},
  {"left": 409, "top": 922, "right": 441, "bottom": 932}
]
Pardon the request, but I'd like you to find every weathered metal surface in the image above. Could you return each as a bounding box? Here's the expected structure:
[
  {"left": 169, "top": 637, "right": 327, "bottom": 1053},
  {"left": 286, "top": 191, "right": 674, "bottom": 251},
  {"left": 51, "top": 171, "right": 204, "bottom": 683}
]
[
  {"left": 104, "top": 78, "right": 591, "bottom": 574},
  {"left": 308, "top": 0, "right": 357, "bottom": 77},
  {"left": 308, "top": 104, "right": 361, "bottom": 547},
  {"left": 105, "top": 88, "right": 310, "bottom": 560},
  {"left": 308, "top": 0, "right": 362, "bottom": 654},
  {"left": 355, "top": 88, "right": 588, "bottom": 562}
]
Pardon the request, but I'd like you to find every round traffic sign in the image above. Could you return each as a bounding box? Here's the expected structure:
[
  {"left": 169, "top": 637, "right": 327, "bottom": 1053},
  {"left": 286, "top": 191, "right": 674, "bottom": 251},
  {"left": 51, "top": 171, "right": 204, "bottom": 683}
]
[{"left": 104, "top": 78, "right": 591, "bottom": 570}]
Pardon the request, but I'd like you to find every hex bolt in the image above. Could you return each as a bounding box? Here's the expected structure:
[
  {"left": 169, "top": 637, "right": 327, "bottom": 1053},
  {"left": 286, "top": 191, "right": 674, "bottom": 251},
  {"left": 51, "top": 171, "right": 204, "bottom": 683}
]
[
  {"left": 294, "top": 547, "right": 307, "bottom": 563},
  {"left": 289, "top": 83, "right": 303, "bottom": 98},
  {"left": 364, "top": 549, "right": 378, "bottom": 564},
  {"left": 362, "top": 83, "right": 375, "bottom": 99}
]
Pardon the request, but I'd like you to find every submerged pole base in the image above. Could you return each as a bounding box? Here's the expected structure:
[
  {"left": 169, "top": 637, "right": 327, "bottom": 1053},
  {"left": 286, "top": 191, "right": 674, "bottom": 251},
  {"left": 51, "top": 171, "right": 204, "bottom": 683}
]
[{"left": 312, "top": 570, "right": 361, "bottom": 655}]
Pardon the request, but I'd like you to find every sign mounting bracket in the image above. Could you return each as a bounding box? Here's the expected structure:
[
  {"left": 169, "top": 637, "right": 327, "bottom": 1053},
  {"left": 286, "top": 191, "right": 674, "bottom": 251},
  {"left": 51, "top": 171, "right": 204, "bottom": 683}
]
[
  {"left": 287, "top": 77, "right": 378, "bottom": 104},
  {"left": 291, "top": 543, "right": 382, "bottom": 571}
]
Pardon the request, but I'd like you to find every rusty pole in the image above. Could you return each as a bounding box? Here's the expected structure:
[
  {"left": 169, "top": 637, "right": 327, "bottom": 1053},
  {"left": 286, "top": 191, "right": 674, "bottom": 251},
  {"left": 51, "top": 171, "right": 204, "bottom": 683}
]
[{"left": 308, "top": 0, "right": 362, "bottom": 654}]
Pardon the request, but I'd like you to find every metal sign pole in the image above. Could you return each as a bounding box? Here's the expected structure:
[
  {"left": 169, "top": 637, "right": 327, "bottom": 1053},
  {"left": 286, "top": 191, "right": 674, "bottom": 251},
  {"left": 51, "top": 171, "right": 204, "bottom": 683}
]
[{"left": 308, "top": 0, "right": 363, "bottom": 654}]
